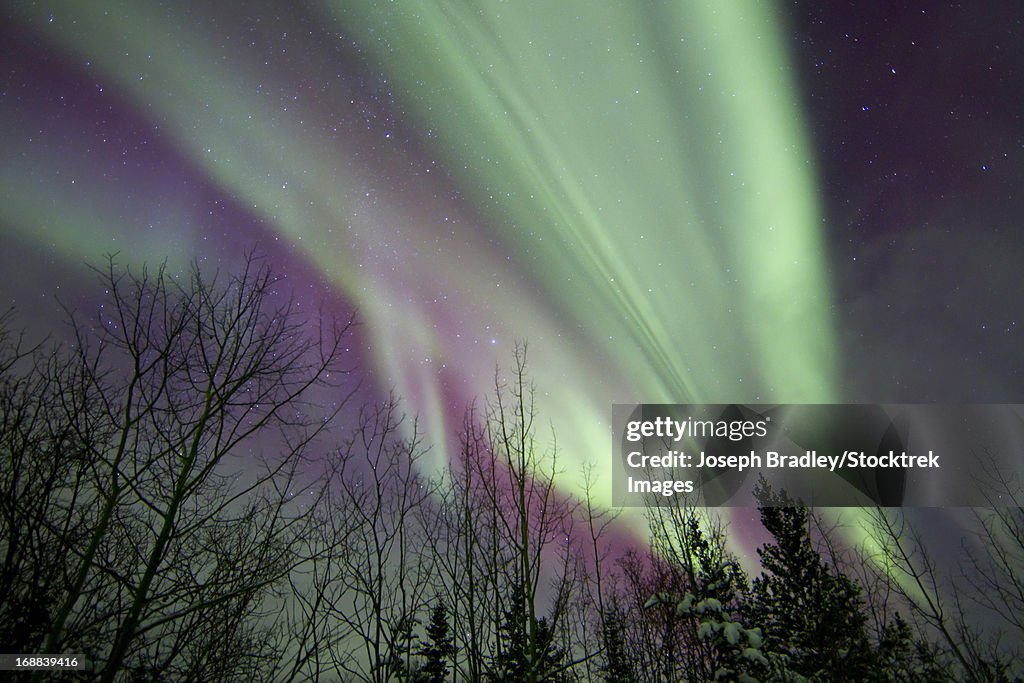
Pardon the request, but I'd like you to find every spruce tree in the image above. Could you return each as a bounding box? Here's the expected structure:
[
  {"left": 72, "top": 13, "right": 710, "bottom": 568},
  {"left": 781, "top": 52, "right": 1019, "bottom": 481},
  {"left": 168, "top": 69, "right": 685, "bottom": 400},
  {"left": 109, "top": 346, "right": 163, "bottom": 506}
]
[
  {"left": 747, "top": 479, "right": 874, "bottom": 681},
  {"left": 599, "top": 606, "right": 635, "bottom": 683},
  {"left": 416, "top": 602, "right": 454, "bottom": 683},
  {"left": 489, "top": 586, "right": 567, "bottom": 682}
]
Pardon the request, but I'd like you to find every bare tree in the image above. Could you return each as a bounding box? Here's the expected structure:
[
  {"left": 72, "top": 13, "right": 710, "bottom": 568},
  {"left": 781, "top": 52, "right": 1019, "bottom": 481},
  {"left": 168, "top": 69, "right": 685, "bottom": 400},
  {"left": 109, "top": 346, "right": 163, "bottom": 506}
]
[
  {"left": 614, "top": 546, "right": 691, "bottom": 682},
  {"left": 0, "top": 255, "right": 355, "bottom": 681},
  {"left": 419, "top": 346, "right": 586, "bottom": 681},
  {"left": 477, "top": 350, "right": 585, "bottom": 679},
  {"left": 965, "top": 454, "right": 1024, "bottom": 656},
  {"left": 863, "top": 505, "right": 1020, "bottom": 682},
  {"left": 0, "top": 310, "right": 71, "bottom": 656},
  {"left": 299, "top": 395, "right": 437, "bottom": 682},
  {"left": 479, "top": 344, "right": 581, "bottom": 681},
  {"left": 576, "top": 464, "right": 624, "bottom": 681},
  {"left": 423, "top": 403, "right": 497, "bottom": 681}
]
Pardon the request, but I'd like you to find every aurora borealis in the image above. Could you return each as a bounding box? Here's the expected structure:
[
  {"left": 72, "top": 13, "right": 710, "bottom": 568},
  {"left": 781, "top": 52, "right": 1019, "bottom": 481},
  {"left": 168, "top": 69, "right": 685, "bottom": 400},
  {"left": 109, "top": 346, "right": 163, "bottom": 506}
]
[{"left": 2, "top": 0, "right": 1022, "bottom": 541}]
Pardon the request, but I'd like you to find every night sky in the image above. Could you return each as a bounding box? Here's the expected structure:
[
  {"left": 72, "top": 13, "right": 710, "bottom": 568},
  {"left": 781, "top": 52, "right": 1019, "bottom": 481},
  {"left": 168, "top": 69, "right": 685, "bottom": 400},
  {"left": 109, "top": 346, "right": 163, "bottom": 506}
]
[{"left": 2, "top": 1, "right": 1022, "bottom": 552}]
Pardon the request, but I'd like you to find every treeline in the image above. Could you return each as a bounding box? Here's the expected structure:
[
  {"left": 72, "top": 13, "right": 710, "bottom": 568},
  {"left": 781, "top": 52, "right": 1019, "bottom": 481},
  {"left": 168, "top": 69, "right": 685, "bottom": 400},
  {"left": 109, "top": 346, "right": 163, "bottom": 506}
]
[{"left": 0, "top": 257, "right": 1021, "bottom": 682}]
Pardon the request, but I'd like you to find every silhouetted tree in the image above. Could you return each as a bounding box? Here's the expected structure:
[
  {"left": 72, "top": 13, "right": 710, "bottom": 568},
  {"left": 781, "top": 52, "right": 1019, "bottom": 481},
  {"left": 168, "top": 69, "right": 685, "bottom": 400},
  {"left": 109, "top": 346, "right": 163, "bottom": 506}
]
[
  {"left": 424, "top": 346, "right": 583, "bottom": 681},
  {"left": 0, "top": 255, "right": 355, "bottom": 682},
  {"left": 9, "top": 257, "right": 1018, "bottom": 682},
  {"left": 414, "top": 601, "right": 455, "bottom": 683},
  {"left": 480, "top": 345, "right": 578, "bottom": 681},
  {"left": 866, "top": 503, "right": 1022, "bottom": 682},
  {"left": 0, "top": 310, "right": 68, "bottom": 656},
  {"left": 489, "top": 584, "right": 568, "bottom": 682},
  {"left": 598, "top": 603, "right": 636, "bottom": 683},
  {"left": 301, "top": 396, "right": 436, "bottom": 683},
  {"left": 748, "top": 479, "right": 874, "bottom": 681}
]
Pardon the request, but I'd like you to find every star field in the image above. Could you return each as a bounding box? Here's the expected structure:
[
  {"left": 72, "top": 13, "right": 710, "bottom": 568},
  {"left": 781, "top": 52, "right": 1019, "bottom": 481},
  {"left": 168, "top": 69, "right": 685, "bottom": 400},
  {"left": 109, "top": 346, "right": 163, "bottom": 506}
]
[{"left": 1, "top": 1, "right": 1022, "bottom": 553}]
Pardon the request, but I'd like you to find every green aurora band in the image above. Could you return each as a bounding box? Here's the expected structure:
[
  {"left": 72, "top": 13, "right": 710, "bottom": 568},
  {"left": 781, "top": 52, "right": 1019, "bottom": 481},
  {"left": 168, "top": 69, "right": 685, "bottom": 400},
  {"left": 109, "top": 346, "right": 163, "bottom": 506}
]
[{"left": 3, "top": 2, "right": 840, "bottom": 541}]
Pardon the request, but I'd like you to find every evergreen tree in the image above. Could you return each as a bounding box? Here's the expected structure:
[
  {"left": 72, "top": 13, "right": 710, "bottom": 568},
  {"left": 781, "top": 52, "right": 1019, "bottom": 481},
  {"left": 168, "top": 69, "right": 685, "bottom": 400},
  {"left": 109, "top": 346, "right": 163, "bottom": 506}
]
[
  {"left": 747, "top": 479, "right": 874, "bottom": 681},
  {"left": 645, "top": 504, "right": 757, "bottom": 680},
  {"left": 489, "top": 586, "right": 567, "bottom": 682},
  {"left": 388, "top": 614, "right": 420, "bottom": 682},
  {"left": 416, "top": 602, "right": 455, "bottom": 683},
  {"left": 874, "top": 613, "right": 948, "bottom": 683},
  {"left": 599, "top": 605, "right": 635, "bottom": 683}
]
